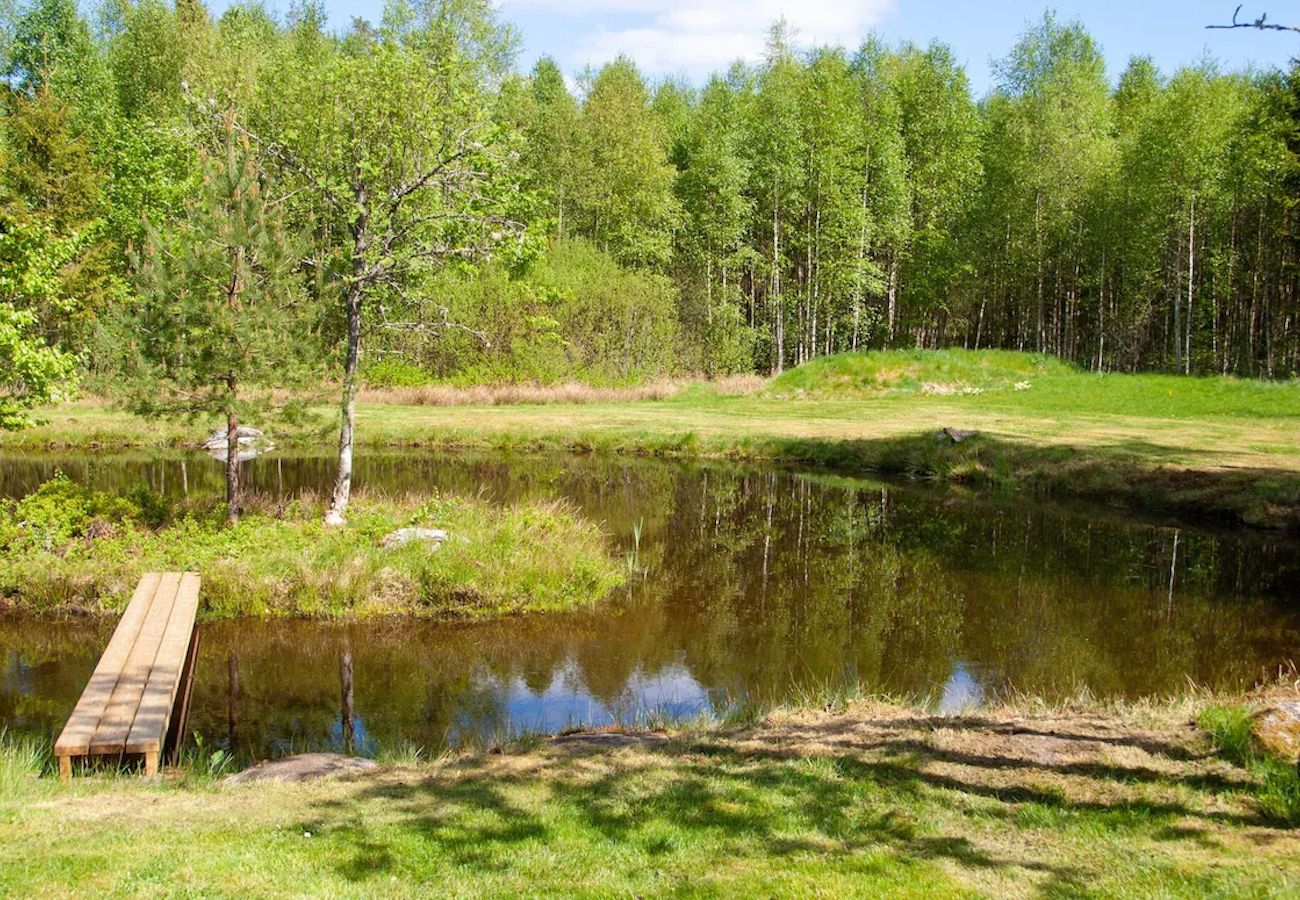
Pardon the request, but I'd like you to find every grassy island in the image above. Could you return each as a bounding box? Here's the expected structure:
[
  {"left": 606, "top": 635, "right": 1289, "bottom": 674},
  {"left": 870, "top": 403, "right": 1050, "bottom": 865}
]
[{"left": 0, "top": 477, "right": 623, "bottom": 619}]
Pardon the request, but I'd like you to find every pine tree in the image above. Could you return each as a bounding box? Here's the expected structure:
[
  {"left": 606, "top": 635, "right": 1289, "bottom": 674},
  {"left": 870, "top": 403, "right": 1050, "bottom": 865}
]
[{"left": 121, "top": 123, "right": 320, "bottom": 523}]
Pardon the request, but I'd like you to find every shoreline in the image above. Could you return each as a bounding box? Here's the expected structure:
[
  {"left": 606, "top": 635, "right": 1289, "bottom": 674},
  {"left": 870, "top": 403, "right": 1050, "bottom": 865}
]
[{"left": 6, "top": 398, "right": 1300, "bottom": 531}]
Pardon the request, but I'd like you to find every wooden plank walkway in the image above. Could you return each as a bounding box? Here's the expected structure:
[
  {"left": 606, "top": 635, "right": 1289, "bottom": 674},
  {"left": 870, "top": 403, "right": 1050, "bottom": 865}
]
[{"left": 54, "top": 572, "right": 201, "bottom": 780}]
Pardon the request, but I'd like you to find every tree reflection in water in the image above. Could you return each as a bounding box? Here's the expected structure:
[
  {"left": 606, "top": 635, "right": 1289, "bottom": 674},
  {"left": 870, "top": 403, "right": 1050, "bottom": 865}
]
[{"left": 1, "top": 451, "right": 1297, "bottom": 762}]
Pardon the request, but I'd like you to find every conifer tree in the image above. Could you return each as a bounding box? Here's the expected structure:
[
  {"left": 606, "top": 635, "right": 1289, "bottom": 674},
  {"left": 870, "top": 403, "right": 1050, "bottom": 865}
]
[{"left": 122, "top": 122, "right": 320, "bottom": 524}]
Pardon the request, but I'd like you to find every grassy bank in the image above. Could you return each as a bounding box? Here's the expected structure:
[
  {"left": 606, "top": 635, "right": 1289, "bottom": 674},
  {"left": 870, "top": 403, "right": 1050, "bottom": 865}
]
[
  {"left": 3, "top": 694, "right": 1300, "bottom": 896},
  {"left": 8, "top": 350, "right": 1300, "bottom": 529},
  {"left": 0, "top": 477, "right": 622, "bottom": 619}
]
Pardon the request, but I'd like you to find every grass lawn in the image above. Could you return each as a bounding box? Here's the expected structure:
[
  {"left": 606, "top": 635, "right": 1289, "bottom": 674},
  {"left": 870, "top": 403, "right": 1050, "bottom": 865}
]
[
  {"left": 3, "top": 698, "right": 1299, "bottom": 897},
  {"left": 11, "top": 351, "right": 1300, "bottom": 528}
]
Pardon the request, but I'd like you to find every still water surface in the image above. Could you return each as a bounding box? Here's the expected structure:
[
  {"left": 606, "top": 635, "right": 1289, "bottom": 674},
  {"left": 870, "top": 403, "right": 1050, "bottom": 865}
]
[{"left": 2, "top": 451, "right": 1298, "bottom": 761}]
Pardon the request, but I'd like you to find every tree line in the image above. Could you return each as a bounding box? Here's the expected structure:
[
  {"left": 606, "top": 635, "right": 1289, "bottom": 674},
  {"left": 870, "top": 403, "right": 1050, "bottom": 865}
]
[
  {"left": 505, "top": 19, "right": 1300, "bottom": 378},
  {"left": 1, "top": 0, "right": 1299, "bottom": 514}
]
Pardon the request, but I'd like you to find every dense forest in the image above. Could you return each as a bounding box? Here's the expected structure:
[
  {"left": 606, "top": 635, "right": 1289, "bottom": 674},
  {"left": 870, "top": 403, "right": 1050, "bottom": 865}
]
[{"left": 3, "top": 0, "right": 1299, "bottom": 398}]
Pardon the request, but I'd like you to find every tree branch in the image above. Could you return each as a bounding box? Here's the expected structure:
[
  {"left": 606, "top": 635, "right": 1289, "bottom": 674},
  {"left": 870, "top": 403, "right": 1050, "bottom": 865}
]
[{"left": 1206, "top": 4, "right": 1300, "bottom": 34}]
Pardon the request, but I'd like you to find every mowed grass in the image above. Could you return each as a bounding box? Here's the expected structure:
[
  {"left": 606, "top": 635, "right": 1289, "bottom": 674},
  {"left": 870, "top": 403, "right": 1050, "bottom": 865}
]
[
  {"left": 3, "top": 699, "right": 1300, "bottom": 897},
  {"left": 8, "top": 350, "right": 1300, "bottom": 527}
]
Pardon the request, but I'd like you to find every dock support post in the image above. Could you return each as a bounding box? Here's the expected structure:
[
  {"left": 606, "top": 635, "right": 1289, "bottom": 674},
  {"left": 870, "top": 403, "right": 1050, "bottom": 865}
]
[
  {"left": 58, "top": 756, "right": 71, "bottom": 783},
  {"left": 144, "top": 750, "right": 159, "bottom": 777}
]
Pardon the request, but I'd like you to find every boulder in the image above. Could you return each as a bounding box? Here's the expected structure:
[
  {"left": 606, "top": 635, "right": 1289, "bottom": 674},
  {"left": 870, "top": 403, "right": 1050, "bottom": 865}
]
[
  {"left": 223, "top": 752, "right": 381, "bottom": 785},
  {"left": 932, "top": 427, "right": 978, "bottom": 444},
  {"left": 380, "top": 527, "right": 448, "bottom": 550},
  {"left": 202, "top": 426, "right": 274, "bottom": 462},
  {"left": 1252, "top": 700, "right": 1300, "bottom": 761}
]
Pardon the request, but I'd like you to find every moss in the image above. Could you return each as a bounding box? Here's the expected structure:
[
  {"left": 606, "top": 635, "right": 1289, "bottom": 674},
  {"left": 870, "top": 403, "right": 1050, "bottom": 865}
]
[{"left": 0, "top": 478, "right": 623, "bottom": 619}]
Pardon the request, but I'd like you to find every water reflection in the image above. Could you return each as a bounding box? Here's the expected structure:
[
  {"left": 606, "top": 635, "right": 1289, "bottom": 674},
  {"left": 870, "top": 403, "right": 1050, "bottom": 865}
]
[{"left": 1, "top": 450, "right": 1298, "bottom": 761}]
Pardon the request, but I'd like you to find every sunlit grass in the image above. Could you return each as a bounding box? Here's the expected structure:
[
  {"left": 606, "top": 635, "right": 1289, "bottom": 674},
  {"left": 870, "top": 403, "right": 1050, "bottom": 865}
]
[
  {"left": 1200, "top": 704, "right": 1300, "bottom": 825},
  {"left": 3, "top": 697, "right": 1300, "bottom": 896},
  {"left": 0, "top": 479, "right": 624, "bottom": 619}
]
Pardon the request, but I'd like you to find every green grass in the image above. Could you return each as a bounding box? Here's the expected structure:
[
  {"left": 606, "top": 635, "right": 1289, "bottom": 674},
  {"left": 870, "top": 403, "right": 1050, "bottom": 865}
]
[
  {"left": 0, "top": 477, "right": 623, "bottom": 619},
  {"left": 7, "top": 350, "right": 1300, "bottom": 528},
  {"left": 3, "top": 699, "right": 1299, "bottom": 896},
  {"left": 769, "top": 348, "right": 1076, "bottom": 397},
  {"left": 1199, "top": 704, "right": 1300, "bottom": 825},
  {"left": 768, "top": 349, "right": 1300, "bottom": 419}
]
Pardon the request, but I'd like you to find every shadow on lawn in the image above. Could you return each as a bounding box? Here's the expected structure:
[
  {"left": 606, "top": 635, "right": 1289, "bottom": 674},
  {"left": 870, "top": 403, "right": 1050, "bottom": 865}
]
[{"left": 304, "top": 711, "right": 1281, "bottom": 892}]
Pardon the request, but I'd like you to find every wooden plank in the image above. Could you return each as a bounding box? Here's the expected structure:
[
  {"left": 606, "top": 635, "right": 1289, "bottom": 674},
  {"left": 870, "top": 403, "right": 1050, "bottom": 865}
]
[
  {"left": 126, "top": 573, "right": 200, "bottom": 754},
  {"left": 166, "top": 627, "right": 201, "bottom": 766},
  {"left": 54, "top": 573, "right": 163, "bottom": 758},
  {"left": 87, "top": 572, "right": 181, "bottom": 755}
]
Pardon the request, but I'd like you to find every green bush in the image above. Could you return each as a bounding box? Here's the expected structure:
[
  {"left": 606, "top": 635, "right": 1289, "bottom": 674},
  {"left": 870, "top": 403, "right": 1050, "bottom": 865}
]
[
  {"left": 378, "top": 238, "right": 682, "bottom": 384},
  {"left": 362, "top": 357, "right": 435, "bottom": 388}
]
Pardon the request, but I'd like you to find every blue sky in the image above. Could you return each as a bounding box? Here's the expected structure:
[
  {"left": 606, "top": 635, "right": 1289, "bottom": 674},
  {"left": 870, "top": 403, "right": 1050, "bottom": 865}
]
[{"left": 214, "top": 0, "right": 1299, "bottom": 94}]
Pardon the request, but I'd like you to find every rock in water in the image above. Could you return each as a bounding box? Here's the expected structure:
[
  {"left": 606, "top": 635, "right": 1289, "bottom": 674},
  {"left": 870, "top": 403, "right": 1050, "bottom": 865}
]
[
  {"left": 1252, "top": 701, "right": 1300, "bottom": 761},
  {"left": 223, "top": 753, "right": 381, "bottom": 785},
  {"left": 380, "top": 527, "right": 448, "bottom": 550},
  {"left": 202, "top": 426, "right": 274, "bottom": 462}
]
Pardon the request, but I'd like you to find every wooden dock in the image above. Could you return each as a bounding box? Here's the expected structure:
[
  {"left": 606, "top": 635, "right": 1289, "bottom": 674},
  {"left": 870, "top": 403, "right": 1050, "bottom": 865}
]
[{"left": 54, "top": 572, "right": 201, "bottom": 780}]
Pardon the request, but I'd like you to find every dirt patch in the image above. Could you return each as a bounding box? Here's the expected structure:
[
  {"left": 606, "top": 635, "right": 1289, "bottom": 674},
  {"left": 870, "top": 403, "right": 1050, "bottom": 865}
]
[
  {"left": 549, "top": 730, "right": 671, "bottom": 755},
  {"left": 224, "top": 753, "right": 382, "bottom": 785}
]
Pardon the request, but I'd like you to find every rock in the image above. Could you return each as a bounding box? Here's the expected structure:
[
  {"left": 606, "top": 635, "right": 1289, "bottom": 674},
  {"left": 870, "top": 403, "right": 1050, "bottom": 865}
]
[
  {"left": 1252, "top": 701, "right": 1300, "bottom": 761},
  {"left": 380, "top": 527, "right": 448, "bottom": 550},
  {"left": 932, "top": 427, "right": 978, "bottom": 444},
  {"left": 223, "top": 752, "right": 381, "bottom": 785},
  {"left": 202, "top": 426, "right": 274, "bottom": 462}
]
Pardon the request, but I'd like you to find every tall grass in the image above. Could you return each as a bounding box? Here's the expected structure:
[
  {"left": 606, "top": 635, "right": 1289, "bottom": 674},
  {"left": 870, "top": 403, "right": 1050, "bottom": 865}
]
[
  {"left": 768, "top": 348, "right": 1300, "bottom": 419},
  {"left": 1199, "top": 704, "right": 1300, "bottom": 825},
  {"left": 0, "top": 729, "right": 52, "bottom": 793},
  {"left": 0, "top": 480, "right": 625, "bottom": 619}
]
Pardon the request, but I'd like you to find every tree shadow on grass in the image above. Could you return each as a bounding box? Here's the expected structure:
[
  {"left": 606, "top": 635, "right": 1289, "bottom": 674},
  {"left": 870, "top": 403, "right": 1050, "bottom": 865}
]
[
  {"left": 314, "top": 750, "right": 1091, "bottom": 893},
  {"left": 295, "top": 706, "right": 1298, "bottom": 892},
  {"left": 297, "top": 721, "right": 1289, "bottom": 893}
]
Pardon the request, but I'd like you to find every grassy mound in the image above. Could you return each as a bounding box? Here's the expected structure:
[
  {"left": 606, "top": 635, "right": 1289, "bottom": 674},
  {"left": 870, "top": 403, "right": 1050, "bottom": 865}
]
[
  {"left": 768, "top": 349, "right": 1074, "bottom": 398},
  {"left": 0, "top": 477, "right": 623, "bottom": 618}
]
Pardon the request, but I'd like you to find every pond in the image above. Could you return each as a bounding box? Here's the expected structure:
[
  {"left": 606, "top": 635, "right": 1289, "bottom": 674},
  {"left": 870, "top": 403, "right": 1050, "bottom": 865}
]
[{"left": 2, "top": 450, "right": 1298, "bottom": 763}]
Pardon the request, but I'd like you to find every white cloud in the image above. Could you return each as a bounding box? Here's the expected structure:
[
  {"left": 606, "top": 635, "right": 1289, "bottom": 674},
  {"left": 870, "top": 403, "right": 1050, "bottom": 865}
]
[{"left": 502, "top": 0, "right": 895, "bottom": 76}]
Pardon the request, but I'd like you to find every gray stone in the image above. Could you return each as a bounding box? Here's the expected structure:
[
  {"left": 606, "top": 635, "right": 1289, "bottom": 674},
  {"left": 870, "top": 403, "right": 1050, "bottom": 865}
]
[
  {"left": 203, "top": 426, "right": 274, "bottom": 462},
  {"left": 380, "top": 527, "right": 448, "bottom": 550},
  {"left": 223, "top": 752, "right": 381, "bottom": 785},
  {"left": 932, "top": 427, "right": 978, "bottom": 444}
]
